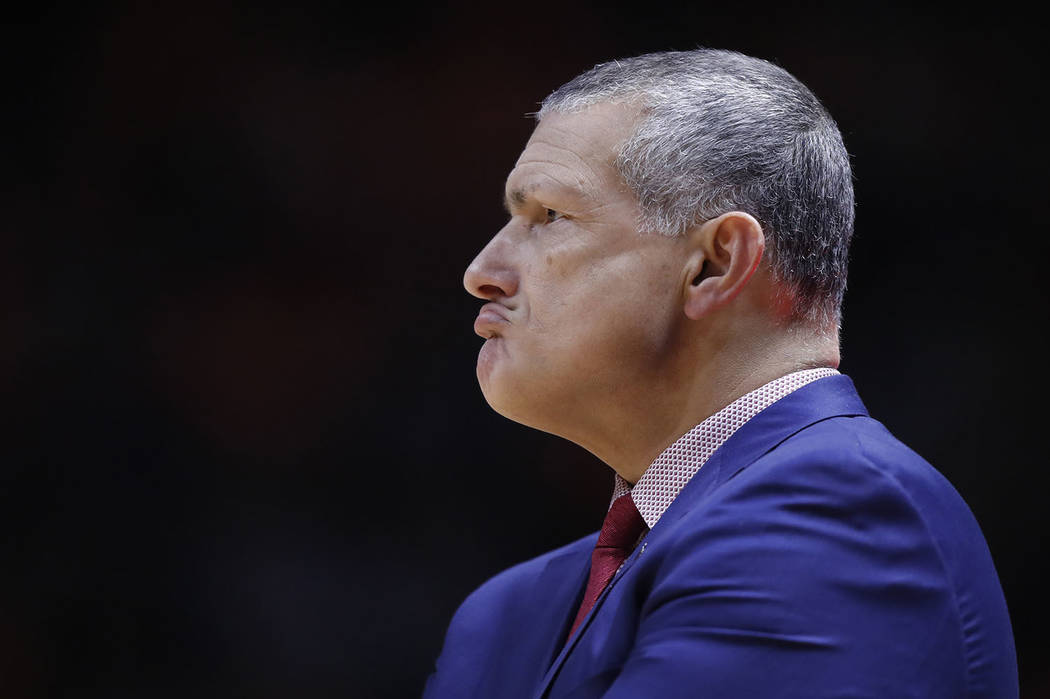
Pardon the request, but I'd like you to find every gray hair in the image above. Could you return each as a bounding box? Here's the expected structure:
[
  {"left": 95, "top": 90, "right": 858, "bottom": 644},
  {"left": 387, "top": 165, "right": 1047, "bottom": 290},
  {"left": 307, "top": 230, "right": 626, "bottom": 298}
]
[{"left": 538, "top": 49, "right": 855, "bottom": 329}]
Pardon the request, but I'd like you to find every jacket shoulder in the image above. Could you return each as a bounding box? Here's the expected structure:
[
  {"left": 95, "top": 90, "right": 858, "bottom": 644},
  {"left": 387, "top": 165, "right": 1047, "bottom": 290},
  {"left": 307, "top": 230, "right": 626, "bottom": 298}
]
[{"left": 650, "top": 414, "right": 1017, "bottom": 698}]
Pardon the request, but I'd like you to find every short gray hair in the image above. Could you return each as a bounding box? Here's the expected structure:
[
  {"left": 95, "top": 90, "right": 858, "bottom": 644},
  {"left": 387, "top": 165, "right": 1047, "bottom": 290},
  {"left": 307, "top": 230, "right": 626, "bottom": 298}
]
[{"left": 538, "top": 49, "right": 855, "bottom": 329}]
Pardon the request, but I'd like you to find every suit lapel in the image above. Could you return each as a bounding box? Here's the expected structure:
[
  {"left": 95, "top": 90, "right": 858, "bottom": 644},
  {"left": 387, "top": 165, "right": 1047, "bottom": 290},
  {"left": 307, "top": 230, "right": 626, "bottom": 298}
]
[
  {"left": 534, "top": 535, "right": 647, "bottom": 698},
  {"left": 534, "top": 374, "right": 869, "bottom": 698},
  {"left": 526, "top": 536, "right": 596, "bottom": 678}
]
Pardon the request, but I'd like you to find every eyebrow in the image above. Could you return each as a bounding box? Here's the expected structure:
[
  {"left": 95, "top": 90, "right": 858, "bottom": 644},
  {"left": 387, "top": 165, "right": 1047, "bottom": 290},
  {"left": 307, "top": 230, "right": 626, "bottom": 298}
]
[
  {"left": 503, "top": 185, "right": 533, "bottom": 214},
  {"left": 503, "top": 181, "right": 586, "bottom": 215}
]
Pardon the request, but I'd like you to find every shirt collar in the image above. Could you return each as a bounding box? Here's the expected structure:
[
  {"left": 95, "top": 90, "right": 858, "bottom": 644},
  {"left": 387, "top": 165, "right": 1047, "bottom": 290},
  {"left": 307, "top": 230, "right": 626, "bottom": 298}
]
[{"left": 610, "top": 367, "right": 840, "bottom": 529}]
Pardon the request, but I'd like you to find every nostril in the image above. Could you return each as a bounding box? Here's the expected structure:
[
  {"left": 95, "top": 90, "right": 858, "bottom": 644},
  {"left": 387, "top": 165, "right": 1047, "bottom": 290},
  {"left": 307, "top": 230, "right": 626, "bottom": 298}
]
[
  {"left": 464, "top": 255, "right": 517, "bottom": 299},
  {"left": 477, "top": 284, "right": 505, "bottom": 298}
]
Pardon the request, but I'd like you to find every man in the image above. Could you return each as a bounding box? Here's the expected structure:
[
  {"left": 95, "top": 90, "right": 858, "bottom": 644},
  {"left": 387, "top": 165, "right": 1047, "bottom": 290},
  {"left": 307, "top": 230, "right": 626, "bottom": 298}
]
[{"left": 425, "top": 49, "right": 1017, "bottom": 698}]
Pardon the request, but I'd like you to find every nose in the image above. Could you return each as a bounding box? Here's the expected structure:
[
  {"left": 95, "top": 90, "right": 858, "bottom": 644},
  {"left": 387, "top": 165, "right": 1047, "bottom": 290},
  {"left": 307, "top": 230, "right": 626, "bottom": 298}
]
[{"left": 463, "top": 228, "right": 518, "bottom": 301}]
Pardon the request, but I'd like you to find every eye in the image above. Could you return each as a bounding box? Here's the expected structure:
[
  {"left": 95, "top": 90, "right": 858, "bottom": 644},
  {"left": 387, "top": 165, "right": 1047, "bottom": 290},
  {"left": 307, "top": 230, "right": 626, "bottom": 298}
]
[{"left": 545, "top": 208, "right": 566, "bottom": 224}]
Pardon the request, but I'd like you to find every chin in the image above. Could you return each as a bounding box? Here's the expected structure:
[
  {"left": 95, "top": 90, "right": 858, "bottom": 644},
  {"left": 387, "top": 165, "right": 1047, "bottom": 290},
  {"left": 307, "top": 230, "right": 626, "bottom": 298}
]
[
  {"left": 478, "top": 373, "right": 516, "bottom": 420},
  {"left": 475, "top": 341, "right": 570, "bottom": 434},
  {"left": 478, "top": 365, "right": 532, "bottom": 427},
  {"left": 480, "top": 377, "right": 563, "bottom": 440}
]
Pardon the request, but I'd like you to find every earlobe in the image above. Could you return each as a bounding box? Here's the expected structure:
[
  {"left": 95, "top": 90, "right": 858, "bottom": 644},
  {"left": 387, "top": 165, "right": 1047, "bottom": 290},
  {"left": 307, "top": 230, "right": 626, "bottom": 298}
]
[{"left": 682, "top": 212, "right": 765, "bottom": 320}]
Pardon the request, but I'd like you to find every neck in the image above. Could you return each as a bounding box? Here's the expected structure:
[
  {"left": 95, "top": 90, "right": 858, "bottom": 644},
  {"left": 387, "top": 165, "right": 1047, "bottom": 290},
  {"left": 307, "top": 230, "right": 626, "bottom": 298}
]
[{"left": 577, "top": 326, "right": 839, "bottom": 484}]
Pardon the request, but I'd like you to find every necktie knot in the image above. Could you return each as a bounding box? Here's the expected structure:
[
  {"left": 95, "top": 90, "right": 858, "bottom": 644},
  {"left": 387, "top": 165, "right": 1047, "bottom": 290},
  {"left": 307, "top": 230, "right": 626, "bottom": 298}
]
[{"left": 596, "top": 493, "right": 647, "bottom": 550}]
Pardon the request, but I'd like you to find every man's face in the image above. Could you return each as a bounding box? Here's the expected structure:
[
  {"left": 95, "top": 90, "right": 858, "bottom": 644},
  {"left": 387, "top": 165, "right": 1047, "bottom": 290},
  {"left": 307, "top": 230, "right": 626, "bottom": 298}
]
[{"left": 463, "top": 102, "right": 687, "bottom": 438}]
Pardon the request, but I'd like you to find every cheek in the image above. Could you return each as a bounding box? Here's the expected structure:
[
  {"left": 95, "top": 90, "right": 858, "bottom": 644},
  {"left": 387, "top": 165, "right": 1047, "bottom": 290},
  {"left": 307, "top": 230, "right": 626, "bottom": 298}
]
[
  {"left": 590, "top": 263, "right": 679, "bottom": 352},
  {"left": 552, "top": 278, "right": 675, "bottom": 367},
  {"left": 524, "top": 243, "right": 679, "bottom": 356}
]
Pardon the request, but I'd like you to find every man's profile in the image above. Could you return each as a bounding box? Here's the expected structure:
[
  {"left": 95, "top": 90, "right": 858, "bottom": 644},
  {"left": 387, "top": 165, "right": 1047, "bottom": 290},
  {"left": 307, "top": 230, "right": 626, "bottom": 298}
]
[{"left": 425, "top": 49, "right": 1017, "bottom": 698}]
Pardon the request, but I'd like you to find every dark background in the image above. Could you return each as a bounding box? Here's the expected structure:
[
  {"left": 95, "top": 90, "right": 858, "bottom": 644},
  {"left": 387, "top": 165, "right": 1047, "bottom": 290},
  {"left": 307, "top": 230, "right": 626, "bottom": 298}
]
[{"left": 3, "top": 2, "right": 1047, "bottom": 697}]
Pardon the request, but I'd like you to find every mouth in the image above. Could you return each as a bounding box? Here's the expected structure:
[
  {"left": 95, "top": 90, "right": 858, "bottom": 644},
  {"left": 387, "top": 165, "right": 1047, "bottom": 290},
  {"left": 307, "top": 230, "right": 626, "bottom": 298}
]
[{"left": 473, "top": 303, "right": 510, "bottom": 339}]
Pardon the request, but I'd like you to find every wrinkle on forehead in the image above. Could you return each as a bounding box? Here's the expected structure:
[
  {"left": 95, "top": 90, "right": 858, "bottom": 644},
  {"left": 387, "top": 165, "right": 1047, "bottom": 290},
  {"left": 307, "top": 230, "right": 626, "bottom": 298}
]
[
  {"left": 506, "top": 160, "right": 597, "bottom": 209},
  {"left": 517, "top": 128, "right": 614, "bottom": 186},
  {"left": 506, "top": 103, "right": 643, "bottom": 211}
]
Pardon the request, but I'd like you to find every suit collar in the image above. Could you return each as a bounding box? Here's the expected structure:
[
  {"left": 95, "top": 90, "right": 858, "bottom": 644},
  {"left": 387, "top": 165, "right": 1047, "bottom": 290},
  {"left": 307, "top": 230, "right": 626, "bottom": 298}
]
[{"left": 655, "top": 373, "right": 868, "bottom": 529}]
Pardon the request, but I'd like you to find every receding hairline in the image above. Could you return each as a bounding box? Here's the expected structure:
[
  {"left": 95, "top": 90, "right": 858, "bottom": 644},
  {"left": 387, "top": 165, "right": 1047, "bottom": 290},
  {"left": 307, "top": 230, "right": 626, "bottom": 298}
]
[{"left": 537, "top": 91, "right": 650, "bottom": 119}]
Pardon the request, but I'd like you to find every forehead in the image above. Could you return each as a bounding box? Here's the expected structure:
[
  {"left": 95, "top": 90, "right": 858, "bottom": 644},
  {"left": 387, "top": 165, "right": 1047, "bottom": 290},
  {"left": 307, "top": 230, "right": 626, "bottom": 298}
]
[{"left": 505, "top": 101, "right": 642, "bottom": 204}]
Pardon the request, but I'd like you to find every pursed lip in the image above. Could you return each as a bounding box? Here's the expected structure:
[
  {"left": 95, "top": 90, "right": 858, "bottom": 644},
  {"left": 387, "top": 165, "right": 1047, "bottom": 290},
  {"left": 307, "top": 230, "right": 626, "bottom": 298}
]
[{"left": 473, "top": 302, "right": 511, "bottom": 338}]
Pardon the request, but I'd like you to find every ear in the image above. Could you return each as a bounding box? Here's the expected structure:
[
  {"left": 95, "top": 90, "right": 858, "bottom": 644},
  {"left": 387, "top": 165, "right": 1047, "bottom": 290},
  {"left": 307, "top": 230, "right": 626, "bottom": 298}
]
[{"left": 682, "top": 212, "right": 765, "bottom": 320}]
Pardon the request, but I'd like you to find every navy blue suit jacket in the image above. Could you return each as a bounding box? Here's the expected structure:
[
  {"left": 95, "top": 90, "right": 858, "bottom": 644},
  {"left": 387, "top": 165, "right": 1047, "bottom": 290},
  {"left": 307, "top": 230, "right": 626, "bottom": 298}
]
[{"left": 425, "top": 375, "right": 1018, "bottom": 697}]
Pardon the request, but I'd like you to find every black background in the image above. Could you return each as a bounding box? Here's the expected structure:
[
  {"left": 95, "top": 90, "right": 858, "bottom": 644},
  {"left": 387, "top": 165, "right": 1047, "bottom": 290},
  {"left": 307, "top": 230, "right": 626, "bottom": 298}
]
[{"left": 3, "top": 2, "right": 1047, "bottom": 697}]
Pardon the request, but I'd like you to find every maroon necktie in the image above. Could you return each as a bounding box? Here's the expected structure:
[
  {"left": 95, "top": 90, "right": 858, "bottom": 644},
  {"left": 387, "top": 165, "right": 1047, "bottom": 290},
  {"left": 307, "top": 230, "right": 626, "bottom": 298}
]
[{"left": 567, "top": 494, "right": 648, "bottom": 639}]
